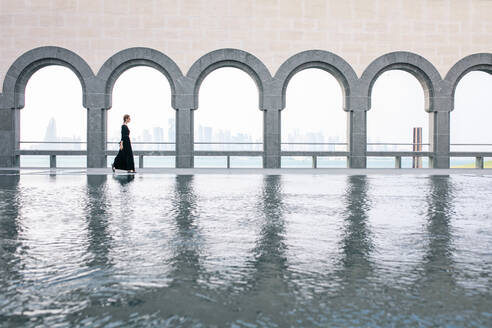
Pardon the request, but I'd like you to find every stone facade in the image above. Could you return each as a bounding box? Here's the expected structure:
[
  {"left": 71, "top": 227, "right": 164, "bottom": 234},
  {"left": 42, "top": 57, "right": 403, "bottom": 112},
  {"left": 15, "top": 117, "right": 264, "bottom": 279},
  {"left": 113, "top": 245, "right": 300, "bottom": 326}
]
[
  {"left": 0, "top": 0, "right": 491, "bottom": 169},
  {"left": 1, "top": 0, "right": 491, "bottom": 80}
]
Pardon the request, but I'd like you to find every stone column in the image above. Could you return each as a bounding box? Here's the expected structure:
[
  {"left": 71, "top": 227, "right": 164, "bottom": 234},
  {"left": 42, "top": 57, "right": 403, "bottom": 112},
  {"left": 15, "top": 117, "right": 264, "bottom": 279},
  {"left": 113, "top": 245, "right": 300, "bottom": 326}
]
[
  {"left": 176, "top": 108, "right": 194, "bottom": 168},
  {"left": 347, "top": 109, "right": 367, "bottom": 168},
  {"left": 263, "top": 108, "right": 281, "bottom": 168},
  {"left": 0, "top": 107, "right": 20, "bottom": 168},
  {"left": 86, "top": 107, "right": 107, "bottom": 168},
  {"left": 429, "top": 110, "right": 450, "bottom": 168}
]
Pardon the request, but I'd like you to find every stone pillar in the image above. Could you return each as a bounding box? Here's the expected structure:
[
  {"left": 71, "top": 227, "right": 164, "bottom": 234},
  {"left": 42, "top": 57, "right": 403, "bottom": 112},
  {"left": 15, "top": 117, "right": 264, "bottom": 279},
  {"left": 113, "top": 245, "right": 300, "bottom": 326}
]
[
  {"left": 429, "top": 110, "right": 450, "bottom": 168},
  {"left": 86, "top": 107, "right": 107, "bottom": 168},
  {"left": 347, "top": 109, "right": 367, "bottom": 168},
  {"left": 0, "top": 107, "right": 20, "bottom": 168},
  {"left": 176, "top": 108, "right": 194, "bottom": 168},
  {"left": 263, "top": 108, "right": 281, "bottom": 168}
]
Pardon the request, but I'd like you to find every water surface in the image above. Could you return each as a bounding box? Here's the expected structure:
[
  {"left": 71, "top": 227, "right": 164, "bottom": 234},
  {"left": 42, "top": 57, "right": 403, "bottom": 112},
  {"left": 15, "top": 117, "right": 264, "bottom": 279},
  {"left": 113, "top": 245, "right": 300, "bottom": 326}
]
[{"left": 0, "top": 174, "right": 491, "bottom": 327}]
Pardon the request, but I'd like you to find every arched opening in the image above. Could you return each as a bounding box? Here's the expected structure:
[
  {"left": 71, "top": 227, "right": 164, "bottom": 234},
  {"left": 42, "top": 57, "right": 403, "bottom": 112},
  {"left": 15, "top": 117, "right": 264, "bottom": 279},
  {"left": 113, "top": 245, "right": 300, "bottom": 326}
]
[
  {"left": 21, "top": 66, "right": 86, "bottom": 168},
  {"left": 107, "top": 66, "right": 174, "bottom": 168},
  {"left": 367, "top": 70, "right": 428, "bottom": 168},
  {"left": 451, "top": 71, "right": 492, "bottom": 168},
  {"left": 194, "top": 67, "right": 262, "bottom": 168},
  {"left": 281, "top": 68, "right": 346, "bottom": 168}
]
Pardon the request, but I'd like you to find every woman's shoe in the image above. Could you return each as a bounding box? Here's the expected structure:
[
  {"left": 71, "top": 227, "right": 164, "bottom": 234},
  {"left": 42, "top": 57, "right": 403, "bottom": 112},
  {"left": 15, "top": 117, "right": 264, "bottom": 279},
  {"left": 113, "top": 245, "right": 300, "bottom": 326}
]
[{"left": 111, "top": 164, "right": 115, "bottom": 173}]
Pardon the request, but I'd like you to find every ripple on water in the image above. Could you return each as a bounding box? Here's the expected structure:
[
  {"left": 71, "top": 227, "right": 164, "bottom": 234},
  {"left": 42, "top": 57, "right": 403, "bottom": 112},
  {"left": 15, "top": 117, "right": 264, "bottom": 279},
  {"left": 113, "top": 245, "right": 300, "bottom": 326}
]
[{"left": 0, "top": 174, "right": 491, "bottom": 327}]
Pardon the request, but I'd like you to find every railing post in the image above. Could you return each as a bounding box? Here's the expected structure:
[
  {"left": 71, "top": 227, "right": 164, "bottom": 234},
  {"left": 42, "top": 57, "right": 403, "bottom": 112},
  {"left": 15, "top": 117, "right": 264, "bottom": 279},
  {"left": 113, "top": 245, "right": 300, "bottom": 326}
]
[
  {"left": 312, "top": 156, "right": 317, "bottom": 168},
  {"left": 139, "top": 155, "right": 144, "bottom": 169},
  {"left": 0, "top": 106, "right": 20, "bottom": 168},
  {"left": 86, "top": 107, "right": 107, "bottom": 168},
  {"left": 227, "top": 156, "right": 230, "bottom": 168},
  {"left": 50, "top": 155, "right": 56, "bottom": 168},
  {"left": 176, "top": 108, "right": 194, "bottom": 168},
  {"left": 347, "top": 109, "right": 367, "bottom": 168},
  {"left": 263, "top": 108, "right": 281, "bottom": 168},
  {"left": 395, "top": 156, "right": 402, "bottom": 168},
  {"left": 476, "top": 156, "right": 484, "bottom": 169}
]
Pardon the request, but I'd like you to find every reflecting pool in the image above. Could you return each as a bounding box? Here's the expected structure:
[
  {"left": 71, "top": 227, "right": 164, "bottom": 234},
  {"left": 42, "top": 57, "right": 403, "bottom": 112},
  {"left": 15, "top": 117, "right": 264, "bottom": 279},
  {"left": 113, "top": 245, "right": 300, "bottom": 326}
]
[{"left": 0, "top": 174, "right": 491, "bottom": 327}]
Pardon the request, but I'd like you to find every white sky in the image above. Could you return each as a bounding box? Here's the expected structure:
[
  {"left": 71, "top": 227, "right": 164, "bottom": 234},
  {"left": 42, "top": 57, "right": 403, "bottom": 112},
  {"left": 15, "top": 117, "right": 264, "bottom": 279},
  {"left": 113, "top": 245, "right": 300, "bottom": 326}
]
[{"left": 20, "top": 66, "right": 492, "bottom": 145}]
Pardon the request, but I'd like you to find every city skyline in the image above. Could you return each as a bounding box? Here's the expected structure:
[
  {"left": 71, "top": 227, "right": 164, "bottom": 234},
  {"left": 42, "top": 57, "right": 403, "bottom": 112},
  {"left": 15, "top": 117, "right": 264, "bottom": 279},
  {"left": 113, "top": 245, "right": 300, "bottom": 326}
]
[{"left": 19, "top": 66, "right": 492, "bottom": 149}]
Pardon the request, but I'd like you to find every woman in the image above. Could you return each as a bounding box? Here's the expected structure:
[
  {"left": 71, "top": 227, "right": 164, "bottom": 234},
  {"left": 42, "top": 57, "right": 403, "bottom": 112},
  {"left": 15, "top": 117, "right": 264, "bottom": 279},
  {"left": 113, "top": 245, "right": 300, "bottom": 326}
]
[{"left": 112, "top": 114, "right": 136, "bottom": 173}]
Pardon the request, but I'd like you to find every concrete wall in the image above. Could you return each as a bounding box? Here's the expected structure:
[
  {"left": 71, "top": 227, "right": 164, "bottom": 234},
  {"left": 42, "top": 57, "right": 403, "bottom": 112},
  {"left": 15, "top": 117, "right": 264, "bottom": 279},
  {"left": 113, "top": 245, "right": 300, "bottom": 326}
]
[{"left": 1, "top": 0, "right": 491, "bottom": 81}]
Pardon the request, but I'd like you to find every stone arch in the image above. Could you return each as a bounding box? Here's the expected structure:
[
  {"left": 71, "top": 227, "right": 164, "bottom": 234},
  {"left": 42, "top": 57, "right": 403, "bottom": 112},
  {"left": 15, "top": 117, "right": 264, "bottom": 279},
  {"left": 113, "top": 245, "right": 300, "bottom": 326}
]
[
  {"left": 360, "top": 52, "right": 442, "bottom": 112},
  {"left": 186, "top": 49, "right": 272, "bottom": 110},
  {"left": 2, "top": 46, "right": 94, "bottom": 109},
  {"left": 96, "top": 47, "right": 184, "bottom": 109},
  {"left": 273, "top": 50, "right": 358, "bottom": 111},
  {"left": 444, "top": 53, "right": 492, "bottom": 108}
]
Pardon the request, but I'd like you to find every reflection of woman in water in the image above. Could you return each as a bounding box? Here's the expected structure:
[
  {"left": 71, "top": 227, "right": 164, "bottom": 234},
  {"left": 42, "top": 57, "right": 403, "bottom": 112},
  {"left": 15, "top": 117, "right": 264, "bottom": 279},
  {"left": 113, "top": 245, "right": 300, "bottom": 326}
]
[{"left": 112, "top": 114, "right": 136, "bottom": 173}]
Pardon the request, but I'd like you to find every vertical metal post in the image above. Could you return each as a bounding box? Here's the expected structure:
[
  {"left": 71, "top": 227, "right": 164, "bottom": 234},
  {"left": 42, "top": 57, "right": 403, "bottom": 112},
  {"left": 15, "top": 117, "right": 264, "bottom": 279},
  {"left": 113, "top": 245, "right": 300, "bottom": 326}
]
[
  {"left": 395, "top": 156, "right": 402, "bottom": 168},
  {"left": 413, "top": 127, "right": 422, "bottom": 168},
  {"left": 476, "top": 156, "right": 484, "bottom": 169},
  {"left": 312, "top": 155, "right": 317, "bottom": 168},
  {"left": 50, "top": 155, "right": 56, "bottom": 169},
  {"left": 139, "top": 155, "right": 144, "bottom": 169},
  {"left": 226, "top": 155, "right": 230, "bottom": 168}
]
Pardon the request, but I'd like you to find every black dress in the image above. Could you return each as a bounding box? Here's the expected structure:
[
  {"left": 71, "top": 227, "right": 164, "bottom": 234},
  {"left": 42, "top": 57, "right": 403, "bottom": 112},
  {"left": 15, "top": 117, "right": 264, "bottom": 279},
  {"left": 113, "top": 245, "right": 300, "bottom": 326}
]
[{"left": 113, "top": 124, "right": 135, "bottom": 171}]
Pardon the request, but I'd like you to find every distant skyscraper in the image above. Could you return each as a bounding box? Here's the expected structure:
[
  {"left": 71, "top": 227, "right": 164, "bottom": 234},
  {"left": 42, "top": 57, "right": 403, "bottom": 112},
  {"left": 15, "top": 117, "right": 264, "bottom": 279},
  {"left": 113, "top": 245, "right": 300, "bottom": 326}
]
[
  {"left": 204, "top": 127, "right": 212, "bottom": 141},
  {"left": 153, "top": 127, "right": 164, "bottom": 141},
  {"left": 142, "top": 129, "right": 152, "bottom": 141},
  {"left": 44, "top": 117, "right": 57, "bottom": 141},
  {"left": 168, "top": 118, "right": 175, "bottom": 142}
]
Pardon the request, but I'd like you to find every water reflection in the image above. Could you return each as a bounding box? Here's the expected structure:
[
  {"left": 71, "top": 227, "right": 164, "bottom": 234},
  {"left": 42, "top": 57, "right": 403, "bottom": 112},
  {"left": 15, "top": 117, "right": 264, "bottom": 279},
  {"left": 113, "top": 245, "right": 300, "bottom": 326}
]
[
  {"left": 252, "top": 175, "right": 287, "bottom": 274},
  {"left": 112, "top": 174, "right": 135, "bottom": 186},
  {"left": 0, "top": 175, "right": 27, "bottom": 324},
  {"left": 338, "top": 175, "right": 374, "bottom": 280},
  {"left": 0, "top": 176, "right": 22, "bottom": 275},
  {"left": 236, "top": 175, "right": 290, "bottom": 323},
  {"left": 417, "top": 175, "right": 457, "bottom": 288},
  {"left": 85, "top": 175, "right": 112, "bottom": 268},
  {"left": 169, "top": 175, "right": 204, "bottom": 286}
]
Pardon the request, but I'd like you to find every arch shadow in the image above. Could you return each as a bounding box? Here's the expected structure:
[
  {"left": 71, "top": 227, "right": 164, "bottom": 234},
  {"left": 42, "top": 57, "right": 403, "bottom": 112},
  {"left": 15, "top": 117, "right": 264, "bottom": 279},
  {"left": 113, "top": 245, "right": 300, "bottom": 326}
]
[
  {"left": 273, "top": 50, "right": 358, "bottom": 111},
  {"left": 360, "top": 52, "right": 442, "bottom": 112},
  {"left": 2, "top": 46, "right": 95, "bottom": 109},
  {"left": 186, "top": 49, "right": 273, "bottom": 110},
  {"left": 96, "top": 47, "right": 184, "bottom": 109}
]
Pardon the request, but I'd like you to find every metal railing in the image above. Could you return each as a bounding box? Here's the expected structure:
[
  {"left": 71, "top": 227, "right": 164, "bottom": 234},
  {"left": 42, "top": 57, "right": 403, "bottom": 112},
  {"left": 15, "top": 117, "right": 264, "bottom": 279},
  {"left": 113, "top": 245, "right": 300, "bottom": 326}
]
[
  {"left": 449, "top": 143, "right": 492, "bottom": 169},
  {"left": 280, "top": 142, "right": 349, "bottom": 168},
  {"left": 14, "top": 141, "right": 492, "bottom": 169}
]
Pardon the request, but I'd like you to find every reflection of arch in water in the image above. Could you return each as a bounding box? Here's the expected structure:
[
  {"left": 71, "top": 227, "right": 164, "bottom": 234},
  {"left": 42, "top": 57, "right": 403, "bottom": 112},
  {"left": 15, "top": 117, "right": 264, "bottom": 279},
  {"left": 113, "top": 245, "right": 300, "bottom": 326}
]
[
  {"left": 251, "top": 175, "right": 287, "bottom": 271},
  {"left": 418, "top": 175, "right": 457, "bottom": 286},
  {"left": 231, "top": 175, "right": 292, "bottom": 322},
  {"left": 0, "top": 174, "right": 25, "bottom": 319},
  {"left": 337, "top": 175, "right": 374, "bottom": 279},
  {"left": 85, "top": 175, "right": 112, "bottom": 268},
  {"left": 168, "top": 175, "right": 204, "bottom": 285}
]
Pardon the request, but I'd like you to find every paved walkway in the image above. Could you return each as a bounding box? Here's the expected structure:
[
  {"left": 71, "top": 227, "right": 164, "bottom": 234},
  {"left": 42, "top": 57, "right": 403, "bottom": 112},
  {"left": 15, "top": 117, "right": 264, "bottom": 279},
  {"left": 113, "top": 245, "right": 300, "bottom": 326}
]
[{"left": 1, "top": 168, "right": 492, "bottom": 175}]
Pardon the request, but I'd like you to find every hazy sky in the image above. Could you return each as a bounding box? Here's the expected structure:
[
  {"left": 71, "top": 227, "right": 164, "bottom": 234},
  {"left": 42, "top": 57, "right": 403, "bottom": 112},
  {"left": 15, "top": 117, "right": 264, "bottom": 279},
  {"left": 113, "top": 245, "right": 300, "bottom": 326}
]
[{"left": 20, "top": 65, "right": 492, "bottom": 147}]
